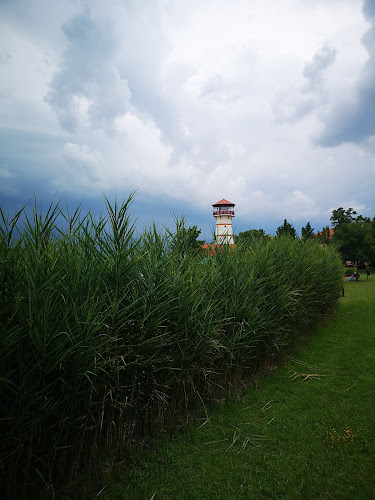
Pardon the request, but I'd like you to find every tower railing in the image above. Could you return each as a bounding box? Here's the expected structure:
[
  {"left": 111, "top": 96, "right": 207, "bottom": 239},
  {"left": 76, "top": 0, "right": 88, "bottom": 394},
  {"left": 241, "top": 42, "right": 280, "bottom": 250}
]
[{"left": 213, "top": 207, "right": 235, "bottom": 216}]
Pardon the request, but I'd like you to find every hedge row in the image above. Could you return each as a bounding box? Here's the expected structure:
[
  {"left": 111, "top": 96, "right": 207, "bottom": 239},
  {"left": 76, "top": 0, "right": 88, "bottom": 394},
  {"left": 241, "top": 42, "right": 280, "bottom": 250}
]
[{"left": 0, "top": 197, "right": 343, "bottom": 497}]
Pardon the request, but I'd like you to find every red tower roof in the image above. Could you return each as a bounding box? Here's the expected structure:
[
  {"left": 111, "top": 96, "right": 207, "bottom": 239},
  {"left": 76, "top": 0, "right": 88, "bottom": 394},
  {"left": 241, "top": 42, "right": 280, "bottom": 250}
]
[{"left": 212, "top": 198, "right": 235, "bottom": 207}]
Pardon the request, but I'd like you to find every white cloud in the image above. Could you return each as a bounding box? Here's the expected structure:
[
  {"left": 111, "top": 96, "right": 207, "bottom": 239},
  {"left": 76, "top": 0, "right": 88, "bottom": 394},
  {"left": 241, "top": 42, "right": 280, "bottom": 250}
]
[
  {"left": 56, "top": 143, "right": 104, "bottom": 190},
  {"left": 62, "top": 142, "right": 102, "bottom": 168},
  {"left": 327, "top": 201, "right": 367, "bottom": 216},
  {"left": 283, "top": 190, "right": 319, "bottom": 219}
]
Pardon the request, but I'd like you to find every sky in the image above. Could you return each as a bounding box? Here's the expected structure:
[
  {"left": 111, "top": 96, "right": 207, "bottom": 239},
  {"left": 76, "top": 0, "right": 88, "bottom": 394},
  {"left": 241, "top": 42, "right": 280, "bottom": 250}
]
[{"left": 1, "top": 0, "right": 375, "bottom": 241}]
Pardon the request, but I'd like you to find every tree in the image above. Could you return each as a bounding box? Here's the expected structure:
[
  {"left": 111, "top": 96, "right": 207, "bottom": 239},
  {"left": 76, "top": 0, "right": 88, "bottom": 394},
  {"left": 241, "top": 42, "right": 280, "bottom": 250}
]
[
  {"left": 171, "top": 225, "right": 201, "bottom": 253},
  {"left": 315, "top": 225, "right": 332, "bottom": 244},
  {"left": 301, "top": 222, "right": 314, "bottom": 241},
  {"left": 330, "top": 208, "right": 375, "bottom": 280},
  {"left": 169, "top": 216, "right": 202, "bottom": 258},
  {"left": 330, "top": 207, "right": 357, "bottom": 228},
  {"left": 333, "top": 221, "right": 375, "bottom": 268},
  {"left": 276, "top": 219, "right": 296, "bottom": 239},
  {"left": 235, "top": 228, "right": 267, "bottom": 244},
  {"left": 356, "top": 214, "right": 371, "bottom": 224}
]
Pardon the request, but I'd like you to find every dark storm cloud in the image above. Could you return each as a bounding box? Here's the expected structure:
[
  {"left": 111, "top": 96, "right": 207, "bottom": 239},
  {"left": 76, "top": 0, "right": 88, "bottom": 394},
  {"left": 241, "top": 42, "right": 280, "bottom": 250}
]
[
  {"left": 316, "top": 0, "right": 375, "bottom": 147},
  {"left": 111, "top": 4, "right": 184, "bottom": 147},
  {"left": 303, "top": 45, "right": 337, "bottom": 88},
  {"left": 273, "top": 45, "right": 336, "bottom": 123},
  {"left": 45, "top": 10, "right": 130, "bottom": 133},
  {"left": 43, "top": 4, "right": 182, "bottom": 147},
  {"left": 362, "top": 0, "right": 375, "bottom": 21},
  {"left": 0, "top": 127, "right": 105, "bottom": 206},
  {"left": 1, "top": 0, "right": 373, "bottom": 235},
  {"left": 0, "top": 127, "right": 66, "bottom": 203}
]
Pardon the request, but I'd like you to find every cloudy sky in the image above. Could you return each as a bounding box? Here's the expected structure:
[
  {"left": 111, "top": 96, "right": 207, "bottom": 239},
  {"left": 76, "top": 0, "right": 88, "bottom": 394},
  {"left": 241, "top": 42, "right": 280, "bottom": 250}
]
[{"left": 1, "top": 0, "right": 375, "bottom": 240}]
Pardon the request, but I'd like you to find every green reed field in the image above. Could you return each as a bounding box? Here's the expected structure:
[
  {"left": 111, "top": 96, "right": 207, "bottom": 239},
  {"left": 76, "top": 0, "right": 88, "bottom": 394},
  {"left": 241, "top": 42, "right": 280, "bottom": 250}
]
[
  {"left": 103, "top": 277, "right": 375, "bottom": 500},
  {"left": 0, "top": 196, "right": 343, "bottom": 498}
]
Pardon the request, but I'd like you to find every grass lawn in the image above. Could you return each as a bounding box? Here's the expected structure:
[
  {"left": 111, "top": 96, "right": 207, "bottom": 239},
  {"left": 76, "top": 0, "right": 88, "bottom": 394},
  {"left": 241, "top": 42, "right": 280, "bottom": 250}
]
[{"left": 101, "top": 279, "right": 375, "bottom": 500}]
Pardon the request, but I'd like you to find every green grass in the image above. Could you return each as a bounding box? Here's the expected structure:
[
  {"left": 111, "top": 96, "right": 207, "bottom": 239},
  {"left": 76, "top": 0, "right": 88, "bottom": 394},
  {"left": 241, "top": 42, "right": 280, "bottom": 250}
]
[{"left": 102, "top": 279, "right": 375, "bottom": 500}]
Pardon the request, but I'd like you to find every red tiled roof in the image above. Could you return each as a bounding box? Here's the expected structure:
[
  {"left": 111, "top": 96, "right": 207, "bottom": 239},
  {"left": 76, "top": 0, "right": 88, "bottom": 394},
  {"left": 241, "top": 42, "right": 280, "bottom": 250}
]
[
  {"left": 314, "top": 228, "right": 334, "bottom": 239},
  {"left": 201, "top": 244, "right": 217, "bottom": 255},
  {"left": 201, "top": 243, "right": 237, "bottom": 255},
  {"left": 212, "top": 198, "right": 235, "bottom": 206}
]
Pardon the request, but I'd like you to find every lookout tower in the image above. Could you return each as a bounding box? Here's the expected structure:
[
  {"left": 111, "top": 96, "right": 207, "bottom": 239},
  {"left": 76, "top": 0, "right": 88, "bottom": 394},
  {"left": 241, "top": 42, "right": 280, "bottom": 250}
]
[{"left": 213, "top": 198, "right": 235, "bottom": 244}]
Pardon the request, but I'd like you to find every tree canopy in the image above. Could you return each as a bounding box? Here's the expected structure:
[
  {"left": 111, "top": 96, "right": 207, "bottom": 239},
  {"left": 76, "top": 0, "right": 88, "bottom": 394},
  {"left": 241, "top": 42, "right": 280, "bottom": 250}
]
[
  {"left": 169, "top": 220, "right": 202, "bottom": 258},
  {"left": 276, "top": 219, "right": 296, "bottom": 239},
  {"left": 315, "top": 226, "right": 332, "bottom": 245},
  {"left": 332, "top": 217, "right": 375, "bottom": 266},
  {"left": 235, "top": 228, "right": 267, "bottom": 244},
  {"left": 325, "top": 206, "right": 375, "bottom": 271},
  {"left": 330, "top": 207, "right": 358, "bottom": 227},
  {"left": 301, "top": 222, "right": 314, "bottom": 241}
]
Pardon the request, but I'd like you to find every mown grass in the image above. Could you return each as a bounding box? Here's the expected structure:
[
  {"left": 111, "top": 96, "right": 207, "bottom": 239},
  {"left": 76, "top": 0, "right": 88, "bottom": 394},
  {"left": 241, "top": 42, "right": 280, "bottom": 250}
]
[{"left": 103, "top": 279, "right": 375, "bottom": 500}]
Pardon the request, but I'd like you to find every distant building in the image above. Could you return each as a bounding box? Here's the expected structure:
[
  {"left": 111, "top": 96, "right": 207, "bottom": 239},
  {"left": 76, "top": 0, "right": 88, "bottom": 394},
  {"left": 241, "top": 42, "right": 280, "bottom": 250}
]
[
  {"left": 212, "top": 198, "right": 235, "bottom": 245},
  {"left": 314, "top": 228, "right": 334, "bottom": 240}
]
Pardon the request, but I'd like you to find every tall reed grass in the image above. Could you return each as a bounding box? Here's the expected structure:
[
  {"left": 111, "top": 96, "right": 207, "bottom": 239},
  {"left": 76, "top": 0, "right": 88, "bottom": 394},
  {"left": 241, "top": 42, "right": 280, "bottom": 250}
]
[{"left": 0, "top": 196, "right": 343, "bottom": 498}]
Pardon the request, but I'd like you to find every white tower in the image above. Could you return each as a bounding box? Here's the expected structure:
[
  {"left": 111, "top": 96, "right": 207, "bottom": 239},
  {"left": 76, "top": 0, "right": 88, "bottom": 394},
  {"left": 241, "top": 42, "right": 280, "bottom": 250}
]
[{"left": 213, "top": 199, "right": 235, "bottom": 244}]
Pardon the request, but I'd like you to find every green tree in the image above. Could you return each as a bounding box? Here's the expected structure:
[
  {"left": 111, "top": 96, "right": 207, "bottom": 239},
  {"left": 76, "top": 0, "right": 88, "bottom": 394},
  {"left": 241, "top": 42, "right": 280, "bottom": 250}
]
[
  {"left": 170, "top": 224, "right": 202, "bottom": 257},
  {"left": 301, "top": 222, "right": 314, "bottom": 241},
  {"left": 235, "top": 228, "right": 267, "bottom": 244},
  {"left": 167, "top": 214, "right": 203, "bottom": 258},
  {"left": 276, "top": 219, "right": 296, "bottom": 239},
  {"left": 356, "top": 214, "right": 371, "bottom": 224},
  {"left": 315, "top": 226, "right": 332, "bottom": 244},
  {"left": 333, "top": 221, "right": 375, "bottom": 269},
  {"left": 330, "top": 207, "right": 357, "bottom": 228},
  {"left": 330, "top": 209, "right": 375, "bottom": 279}
]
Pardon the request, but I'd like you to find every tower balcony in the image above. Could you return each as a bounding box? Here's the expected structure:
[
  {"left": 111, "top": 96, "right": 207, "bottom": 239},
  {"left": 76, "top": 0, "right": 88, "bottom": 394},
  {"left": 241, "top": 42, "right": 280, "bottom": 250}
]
[{"left": 213, "top": 207, "right": 235, "bottom": 217}]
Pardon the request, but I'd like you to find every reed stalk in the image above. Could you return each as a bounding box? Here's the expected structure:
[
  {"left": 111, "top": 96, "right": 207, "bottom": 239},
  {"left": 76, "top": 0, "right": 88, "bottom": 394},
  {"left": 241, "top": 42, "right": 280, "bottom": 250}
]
[{"left": 0, "top": 198, "right": 343, "bottom": 498}]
